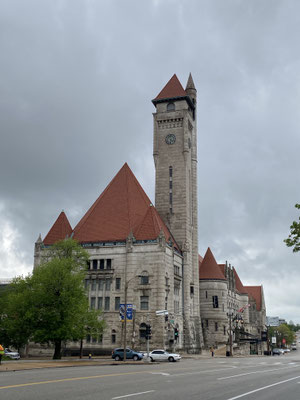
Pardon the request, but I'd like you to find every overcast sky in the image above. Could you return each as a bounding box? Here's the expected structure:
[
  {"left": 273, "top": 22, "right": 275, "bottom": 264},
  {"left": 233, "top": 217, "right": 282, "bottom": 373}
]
[{"left": 1, "top": 0, "right": 299, "bottom": 324}]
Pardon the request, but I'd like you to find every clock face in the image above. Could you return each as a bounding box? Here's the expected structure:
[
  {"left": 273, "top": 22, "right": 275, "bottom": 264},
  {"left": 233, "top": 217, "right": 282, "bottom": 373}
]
[{"left": 165, "top": 134, "right": 176, "bottom": 145}]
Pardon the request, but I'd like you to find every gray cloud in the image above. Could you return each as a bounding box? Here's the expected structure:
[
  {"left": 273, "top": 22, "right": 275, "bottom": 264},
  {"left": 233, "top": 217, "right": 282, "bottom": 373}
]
[{"left": 0, "top": 0, "right": 299, "bottom": 323}]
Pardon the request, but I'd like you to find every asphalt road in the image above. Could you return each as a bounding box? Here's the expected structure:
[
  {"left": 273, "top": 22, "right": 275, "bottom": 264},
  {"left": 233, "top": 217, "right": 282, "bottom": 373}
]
[{"left": 1, "top": 352, "right": 300, "bottom": 400}]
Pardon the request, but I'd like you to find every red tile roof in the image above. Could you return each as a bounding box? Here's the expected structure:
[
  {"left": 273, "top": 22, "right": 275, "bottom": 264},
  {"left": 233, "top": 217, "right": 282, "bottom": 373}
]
[
  {"left": 244, "top": 286, "right": 262, "bottom": 311},
  {"left": 72, "top": 163, "right": 177, "bottom": 246},
  {"left": 153, "top": 74, "right": 187, "bottom": 101},
  {"left": 43, "top": 211, "right": 73, "bottom": 245},
  {"left": 199, "top": 248, "right": 226, "bottom": 280},
  {"left": 233, "top": 268, "right": 248, "bottom": 294}
]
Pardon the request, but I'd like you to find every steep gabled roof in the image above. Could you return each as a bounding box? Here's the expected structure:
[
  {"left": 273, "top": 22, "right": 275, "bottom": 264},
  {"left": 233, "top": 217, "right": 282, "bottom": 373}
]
[
  {"left": 72, "top": 163, "right": 177, "bottom": 246},
  {"left": 199, "top": 247, "right": 226, "bottom": 280},
  {"left": 244, "top": 286, "right": 262, "bottom": 311},
  {"left": 233, "top": 267, "right": 248, "bottom": 294},
  {"left": 153, "top": 74, "right": 187, "bottom": 102},
  {"left": 43, "top": 211, "right": 73, "bottom": 245}
]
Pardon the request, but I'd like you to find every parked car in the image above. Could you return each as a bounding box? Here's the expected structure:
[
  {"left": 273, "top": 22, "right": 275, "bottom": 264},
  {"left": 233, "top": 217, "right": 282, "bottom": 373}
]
[
  {"left": 149, "top": 349, "right": 181, "bottom": 362},
  {"left": 4, "top": 348, "right": 20, "bottom": 360},
  {"left": 291, "top": 344, "right": 297, "bottom": 350},
  {"left": 282, "top": 348, "right": 290, "bottom": 353},
  {"left": 112, "top": 348, "right": 143, "bottom": 361},
  {"left": 272, "top": 348, "right": 284, "bottom": 355}
]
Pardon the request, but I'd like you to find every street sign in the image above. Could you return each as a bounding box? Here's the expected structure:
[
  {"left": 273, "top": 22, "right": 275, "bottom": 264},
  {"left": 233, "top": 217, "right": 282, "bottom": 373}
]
[
  {"left": 119, "top": 304, "right": 133, "bottom": 320},
  {"left": 156, "top": 310, "right": 168, "bottom": 316}
]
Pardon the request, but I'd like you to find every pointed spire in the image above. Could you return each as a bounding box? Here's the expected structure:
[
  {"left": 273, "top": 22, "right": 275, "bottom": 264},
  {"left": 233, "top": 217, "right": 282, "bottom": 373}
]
[
  {"left": 152, "top": 74, "right": 186, "bottom": 104},
  {"left": 36, "top": 233, "right": 42, "bottom": 243},
  {"left": 43, "top": 211, "right": 73, "bottom": 245},
  {"left": 186, "top": 73, "right": 196, "bottom": 91},
  {"left": 199, "top": 247, "right": 226, "bottom": 280}
]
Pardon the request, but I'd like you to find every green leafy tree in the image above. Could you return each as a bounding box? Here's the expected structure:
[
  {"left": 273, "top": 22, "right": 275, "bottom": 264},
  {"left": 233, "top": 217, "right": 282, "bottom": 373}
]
[
  {"left": 0, "top": 276, "right": 33, "bottom": 350},
  {"left": 0, "top": 239, "right": 105, "bottom": 359},
  {"left": 284, "top": 204, "right": 300, "bottom": 252},
  {"left": 269, "top": 324, "right": 295, "bottom": 347}
]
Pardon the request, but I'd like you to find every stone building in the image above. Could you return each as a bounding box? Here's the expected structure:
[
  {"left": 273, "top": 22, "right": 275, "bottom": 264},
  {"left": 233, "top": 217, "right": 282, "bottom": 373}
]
[
  {"left": 35, "top": 74, "right": 203, "bottom": 353},
  {"left": 34, "top": 74, "right": 266, "bottom": 355},
  {"left": 199, "top": 247, "right": 266, "bottom": 355}
]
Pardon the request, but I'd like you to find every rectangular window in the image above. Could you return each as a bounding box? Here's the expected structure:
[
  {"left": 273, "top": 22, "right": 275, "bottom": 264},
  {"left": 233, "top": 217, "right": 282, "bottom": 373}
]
[
  {"left": 100, "top": 259, "right": 104, "bottom": 270},
  {"left": 98, "top": 334, "right": 103, "bottom": 343},
  {"left": 169, "top": 166, "right": 173, "bottom": 177},
  {"left": 87, "top": 261, "right": 91, "bottom": 270},
  {"left": 140, "top": 296, "right": 149, "bottom": 310},
  {"left": 97, "top": 297, "right": 103, "bottom": 309},
  {"left": 206, "top": 319, "right": 209, "bottom": 328},
  {"left": 105, "top": 297, "right": 110, "bottom": 311},
  {"left": 91, "top": 280, "right": 97, "bottom": 291},
  {"left": 140, "top": 275, "right": 149, "bottom": 285},
  {"left": 205, "top": 291, "right": 208, "bottom": 299},
  {"left": 223, "top": 326, "right": 226, "bottom": 335},
  {"left": 190, "top": 286, "right": 194, "bottom": 295},
  {"left": 212, "top": 295, "right": 219, "bottom": 308},
  {"left": 84, "top": 279, "right": 90, "bottom": 290},
  {"left": 106, "top": 259, "right": 112, "bottom": 269},
  {"left": 92, "top": 259, "right": 98, "bottom": 270},
  {"left": 169, "top": 192, "right": 172, "bottom": 204},
  {"left": 105, "top": 279, "right": 111, "bottom": 291},
  {"left": 215, "top": 322, "right": 218, "bottom": 331},
  {"left": 169, "top": 181, "right": 173, "bottom": 189},
  {"left": 98, "top": 279, "right": 104, "bottom": 290},
  {"left": 115, "top": 297, "right": 120, "bottom": 311},
  {"left": 90, "top": 297, "right": 96, "bottom": 309},
  {"left": 111, "top": 332, "right": 116, "bottom": 344},
  {"left": 86, "top": 334, "right": 91, "bottom": 343},
  {"left": 115, "top": 278, "right": 121, "bottom": 290}
]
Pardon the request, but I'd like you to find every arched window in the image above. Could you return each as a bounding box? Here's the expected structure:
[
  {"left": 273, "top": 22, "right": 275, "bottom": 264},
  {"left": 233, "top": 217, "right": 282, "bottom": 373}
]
[
  {"left": 167, "top": 102, "right": 175, "bottom": 111},
  {"left": 139, "top": 323, "right": 147, "bottom": 338},
  {"left": 111, "top": 329, "right": 116, "bottom": 344}
]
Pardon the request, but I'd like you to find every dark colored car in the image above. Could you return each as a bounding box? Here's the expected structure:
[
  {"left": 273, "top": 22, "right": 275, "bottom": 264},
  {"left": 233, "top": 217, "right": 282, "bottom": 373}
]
[{"left": 112, "top": 348, "right": 143, "bottom": 361}]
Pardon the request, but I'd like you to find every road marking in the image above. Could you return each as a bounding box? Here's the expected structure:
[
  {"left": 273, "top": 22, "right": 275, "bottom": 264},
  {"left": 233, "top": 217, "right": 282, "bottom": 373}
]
[
  {"left": 112, "top": 390, "right": 155, "bottom": 399},
  {"left": 150, "top": 372, "right": 170, "bottom": 376},
  {"left": 0, "top": 370, "right": 148, "bottom": 390},
  {"left": 219, "top": 364, "right": 299, "bottom": 380},
  {"left": 227, "top": 375, "right": 300, "bottom": 400},
  {"left": 171, "top": 366, "right": 237, "bottom": 377}
]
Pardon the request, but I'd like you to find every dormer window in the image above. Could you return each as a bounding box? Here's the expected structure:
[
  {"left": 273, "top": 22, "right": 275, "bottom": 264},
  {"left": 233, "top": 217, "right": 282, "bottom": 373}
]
[{"left": 167, "top": 102, "right": 175, "bottom": 111}]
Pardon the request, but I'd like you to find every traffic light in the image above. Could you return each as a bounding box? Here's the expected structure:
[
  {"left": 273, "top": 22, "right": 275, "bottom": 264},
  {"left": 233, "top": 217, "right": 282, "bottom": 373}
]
[
  {"left": 261, "top": 331, "right": 267, "bottom": 342},
  {"left": 174, "top": 328, "right": 179, "bottom": 341},
  {"left": 145, "top": 324, "right": 152, "bottom": 339}
]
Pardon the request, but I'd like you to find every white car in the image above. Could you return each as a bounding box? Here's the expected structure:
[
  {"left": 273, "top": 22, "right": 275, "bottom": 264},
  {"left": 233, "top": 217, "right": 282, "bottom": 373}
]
[
  {"left": 149, "top": 349, "right": 181, "bottom": 362},
  {"left": 4, "top": 348, "right": 20, "bottom": 360}
]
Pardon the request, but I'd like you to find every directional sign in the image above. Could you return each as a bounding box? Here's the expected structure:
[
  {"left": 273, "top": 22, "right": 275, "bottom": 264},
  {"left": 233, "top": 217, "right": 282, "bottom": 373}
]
[
  {"left": 156, "top": 310, "right": 168, "bottom": 316},
  {"left": 119, "top": 304, "right": 133, "bottom": 321}
]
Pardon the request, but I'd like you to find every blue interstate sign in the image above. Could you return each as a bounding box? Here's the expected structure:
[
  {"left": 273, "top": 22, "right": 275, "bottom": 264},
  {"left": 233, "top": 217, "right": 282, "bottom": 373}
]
[{"left": 119, "top": 304, "right": 133, "bottom": 320}]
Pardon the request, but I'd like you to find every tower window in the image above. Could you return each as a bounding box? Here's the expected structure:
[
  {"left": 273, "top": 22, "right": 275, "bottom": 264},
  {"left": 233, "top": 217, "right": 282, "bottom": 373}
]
[
  {"left": 169, "top": 166, "right": 173, "bottom": 178},
  {"left": 167, "top": 102, "right": 175, "bottom": 111}
]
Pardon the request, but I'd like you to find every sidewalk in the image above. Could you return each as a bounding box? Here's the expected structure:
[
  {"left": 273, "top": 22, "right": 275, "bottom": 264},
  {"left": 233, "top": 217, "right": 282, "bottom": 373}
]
[{"left": 0, "top": 353, "right": 217, "bottom": 373}]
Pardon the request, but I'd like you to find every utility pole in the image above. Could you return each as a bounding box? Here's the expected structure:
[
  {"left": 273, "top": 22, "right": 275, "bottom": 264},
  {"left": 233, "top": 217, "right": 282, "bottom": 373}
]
[
  {"left": 229, "top": 313, "right": 233, "bottom": 357},
  {"left": 123, "top": 281, "right": 128, "bottom": 361}
]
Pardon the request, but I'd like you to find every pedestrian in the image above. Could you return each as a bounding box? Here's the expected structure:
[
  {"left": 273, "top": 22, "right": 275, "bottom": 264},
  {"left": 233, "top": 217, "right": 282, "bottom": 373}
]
[
  {"left": 210, "top": 346, "right": 214, "bottom": 357},
  {"left": 0, "top": 344, "right": 4, "bottom": 365}
]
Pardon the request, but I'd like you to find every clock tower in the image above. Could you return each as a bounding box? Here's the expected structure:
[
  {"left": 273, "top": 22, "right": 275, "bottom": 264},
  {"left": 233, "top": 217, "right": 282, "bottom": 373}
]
[{"left": 152, "top": 74, "right": 202, "bottom": 351}]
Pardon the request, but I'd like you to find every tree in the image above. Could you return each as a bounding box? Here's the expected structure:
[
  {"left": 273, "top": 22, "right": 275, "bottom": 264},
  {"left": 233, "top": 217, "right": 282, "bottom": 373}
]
[
  {"left": 0, "top": 239, "right": 105, "bottom": 359},
  {"left": 284, "top": 204, "right": 300, "bottom": 252},
  {"left": 0, "top": 276, "right": 33, "bottom": 350}
]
